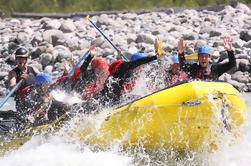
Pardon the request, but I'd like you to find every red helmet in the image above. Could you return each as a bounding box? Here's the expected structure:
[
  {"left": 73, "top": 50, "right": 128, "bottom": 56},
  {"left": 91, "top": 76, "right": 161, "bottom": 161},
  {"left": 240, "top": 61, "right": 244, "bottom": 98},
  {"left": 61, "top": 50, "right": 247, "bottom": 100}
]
[
  {"left": 108, "top": 60, "right": 123, "bottom": 75},
  {"left": 91, "top": 57, "right": 108, "bottom": 69}
]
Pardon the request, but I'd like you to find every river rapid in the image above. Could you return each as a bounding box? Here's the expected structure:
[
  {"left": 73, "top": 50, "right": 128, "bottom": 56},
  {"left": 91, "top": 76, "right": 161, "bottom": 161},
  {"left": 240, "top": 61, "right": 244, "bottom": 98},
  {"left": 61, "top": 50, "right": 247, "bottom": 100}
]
[{"left": 0, "top": 92, "right": 250, "bottom": 166}]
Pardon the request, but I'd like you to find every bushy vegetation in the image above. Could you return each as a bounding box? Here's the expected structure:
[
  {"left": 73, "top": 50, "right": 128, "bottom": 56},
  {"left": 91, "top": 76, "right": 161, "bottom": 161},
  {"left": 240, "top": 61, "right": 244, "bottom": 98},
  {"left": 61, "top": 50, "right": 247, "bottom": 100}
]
[{"left": 0, "top": 0, "right": 250, "bottom": 16}]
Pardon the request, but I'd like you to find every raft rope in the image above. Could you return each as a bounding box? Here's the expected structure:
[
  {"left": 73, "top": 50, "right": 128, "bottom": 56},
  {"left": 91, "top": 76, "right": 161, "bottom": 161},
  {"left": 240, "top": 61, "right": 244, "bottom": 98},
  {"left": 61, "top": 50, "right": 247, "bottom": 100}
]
[{"left": 126, "top": 91, "right": 238, "bottom": 109}]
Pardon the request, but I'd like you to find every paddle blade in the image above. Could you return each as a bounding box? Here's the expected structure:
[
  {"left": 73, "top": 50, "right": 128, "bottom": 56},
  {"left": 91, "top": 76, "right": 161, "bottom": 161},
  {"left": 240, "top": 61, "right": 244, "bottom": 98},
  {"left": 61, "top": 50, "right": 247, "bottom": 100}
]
[
  {"left": 85, "top": 15, "right": 90, "bottom": 21},
  {"left": 185, "top": 50, "right": 215, "bottom": 60},
  {"left": 155, "top": 39, "right": 166, "bottom": 55},
  {"left": 185, "top": 53, "right": 198, "bottom": 60}
]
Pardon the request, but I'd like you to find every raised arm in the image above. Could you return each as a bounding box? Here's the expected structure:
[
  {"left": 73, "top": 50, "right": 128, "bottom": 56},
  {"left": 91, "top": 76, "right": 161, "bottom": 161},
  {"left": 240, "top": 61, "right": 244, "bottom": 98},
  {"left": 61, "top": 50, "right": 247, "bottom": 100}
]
[
  {"left": 212, "top": 37, "right": 236, "bottom": 76},
  {"left": 80, "top": 46, "right": 96, "bottom": 72},
  {"left": 177, "top": 39, "right": 187, "bottom": 70}
]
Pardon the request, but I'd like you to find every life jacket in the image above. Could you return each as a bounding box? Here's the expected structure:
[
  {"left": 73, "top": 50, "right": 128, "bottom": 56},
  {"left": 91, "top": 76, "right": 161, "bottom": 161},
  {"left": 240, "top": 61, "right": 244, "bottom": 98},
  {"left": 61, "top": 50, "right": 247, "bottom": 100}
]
[
  {"left": 16, "top": 85, "right": 31, "bottom": 99},
  {"left": 170, "top": 73, "right": 188, "bottom": 83},
  {"left": 70, "top": 66, "right": 81, "bottom": 84},
  {"left": 120, "top": 80, "right": 136, "bottom": 94},
  {"left": 13, "top": 66, "right": 37, "bottom": 88},
  {"left": 193, "top": 64, "right": 212, "bottom": 79},
  {"left": 109, "top": 60, "right": 123, "bottom": 75},
  {"left": 82, "top": 81, "right": 103, "bottom": 99},
  {"left": 108, "top": 60, "right": 138, "bottom": 94},
  {"left": 56, "top": 75, "right": 68, "bottom": 84}
]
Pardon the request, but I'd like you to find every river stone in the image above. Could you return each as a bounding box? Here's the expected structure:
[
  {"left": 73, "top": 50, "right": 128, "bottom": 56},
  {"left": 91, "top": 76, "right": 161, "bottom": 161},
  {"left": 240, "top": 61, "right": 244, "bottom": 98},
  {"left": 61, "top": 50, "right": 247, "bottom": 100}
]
[
  {"left": 243, "top": 41, "right": 251, "bottom": 48},
  {"left": 44, "top": 65, "right": 53, "bottom": 73},
  {"left": 240, "top": 30, "right": 251, "bottom": 42},
  {"left": 40, "top": 53, "right": 53, "bottom": 66},
  {"left": 43, "top": 29, "right": 64, "bottom": 44},
  {"left": 209, "top": 29, "right": 223, "bottom": 37},
  {"left": 182, "top": 32, "right": 199, "bottom": 40},
  {"left": 53, "top": 45, "right": 72, "bottom": 62},
  {"left": 136, "top": 33, "right": 155, "bottom": 44},
  {"left": 42, "top": 20, "right": 61, "bottom": 30},
  {"left": 60, "top": 20, "right": 76, "bottom": 33},
  {"left": 17, "top": 32, "right": 31, "bottom": 44},
  {"left": 0, "top": 72, "right": 8, "bottom": 80},
  {"left": 231, "top": 71, "right": 250, "bottom": 83},
  {"left": 228, "top": 79, "right": 247, "bottom": 91},
  {"left": 219, "top": 73, "right": 231, "bottom": 81}
]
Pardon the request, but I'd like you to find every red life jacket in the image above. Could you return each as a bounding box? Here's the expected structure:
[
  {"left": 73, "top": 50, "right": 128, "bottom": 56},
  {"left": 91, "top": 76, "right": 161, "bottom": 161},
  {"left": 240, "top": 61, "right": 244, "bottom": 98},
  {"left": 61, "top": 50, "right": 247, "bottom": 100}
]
[
  {"left": 108, "top": 60, "right": 123, "bottom": 75},
  {"left": 171, "top": 73, "right": 188, "bottom": 83},
  {"left": 56, "top": 76, "right": 68, "bottom": 84},
  {"left": 16, "top": 86, "right": 31, "bottom": 99},
  {"left": 70, "top": 66, "right": 81, "bottom": 84},
  {"left": 81, "top": 81, "right": 103, "bottom": 99},
  {"left": 120, "top": 80, "right": 136, "bottom": 94}
]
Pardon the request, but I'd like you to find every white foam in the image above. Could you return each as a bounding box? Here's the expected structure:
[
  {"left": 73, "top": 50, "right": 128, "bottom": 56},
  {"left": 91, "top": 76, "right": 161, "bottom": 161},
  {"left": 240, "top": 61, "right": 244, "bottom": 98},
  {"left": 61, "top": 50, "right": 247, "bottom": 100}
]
[
  {"left": 51, "top": 90, "right": 82, "bottom": 105},
  {"left": 0, "top": 136, "right": 132, "bottom": 166}
]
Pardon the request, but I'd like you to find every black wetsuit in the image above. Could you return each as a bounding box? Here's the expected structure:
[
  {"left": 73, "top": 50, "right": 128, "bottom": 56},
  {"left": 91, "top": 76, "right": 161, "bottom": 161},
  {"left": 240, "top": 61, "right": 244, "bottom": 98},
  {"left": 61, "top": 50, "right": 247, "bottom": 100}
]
[
  {"left": 72, "top": 54, "right": 96, "bottom": 93},
  {"left": 100, "top": 55, "right": 157, "bottom": 105},
  {"left": 12, "top": 66, "right": 37, "bottom": 90},
  {"left": 11, "top": 66, "right": 37, "bottom": 112},
  {"left": 178, "top": 50, "right": 236, "bottom": 80}
]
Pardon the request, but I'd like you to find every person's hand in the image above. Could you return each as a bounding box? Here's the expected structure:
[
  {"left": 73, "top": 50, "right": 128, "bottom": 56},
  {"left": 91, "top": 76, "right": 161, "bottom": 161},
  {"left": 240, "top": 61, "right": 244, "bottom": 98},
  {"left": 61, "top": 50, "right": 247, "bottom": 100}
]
[
  {"left": 20, "top": 73, "right": 29, "bottom": 79},
  {"left": 156, "top": 52, "right": 167, "bottom": 59},
  {"left": 89, "top": 45, "right": 96, "bottom": 57},
  {"left": 221, "top": 37, "right": 233, "bottom": 51},
  {"left": 154, "top": 39, "right": 158, "bottom": 52},
  {"left": 117, "top": 50, "right": 122, "bottom": 59},
  {"left": 42, "top": 95, "right": 52, "bottom": 103},
  {"left": 178, "top": 38, "right": 186, "bottom": 54},
  {"left": 63, "top": 61, "right": 71, "bottom": 73}
]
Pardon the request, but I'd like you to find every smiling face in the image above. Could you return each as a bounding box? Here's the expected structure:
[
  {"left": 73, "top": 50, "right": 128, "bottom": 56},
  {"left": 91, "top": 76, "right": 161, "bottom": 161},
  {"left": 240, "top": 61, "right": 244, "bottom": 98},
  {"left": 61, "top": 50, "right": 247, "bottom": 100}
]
[
  {"left": 198, "top": 53, "right": 210, "bottom": 68},
  {"left": 16, "top": 57, "right": 28, "bottom": 70},
  {"left": 171, "top": 63, "right": 181, "bottom": 74}
]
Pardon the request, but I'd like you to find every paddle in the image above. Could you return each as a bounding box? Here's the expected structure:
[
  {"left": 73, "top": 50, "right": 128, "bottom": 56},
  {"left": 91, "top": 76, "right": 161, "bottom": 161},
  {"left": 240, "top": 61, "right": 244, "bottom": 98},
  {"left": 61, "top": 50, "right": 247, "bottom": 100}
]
[
  {"left": 86, "top": 15, "right": 129, "bottom": 61},
  {"left": 185, "top": 50, "right": 215, "bottom": 60},
  {"left": 67, "top": 49, "right": 90, "bottom": 77},
  {"left": 0, "top": 80, "right": 23, "bottom": 109},
  {"left": 154, "top": 39, "right": 166, "bottom": 55}
]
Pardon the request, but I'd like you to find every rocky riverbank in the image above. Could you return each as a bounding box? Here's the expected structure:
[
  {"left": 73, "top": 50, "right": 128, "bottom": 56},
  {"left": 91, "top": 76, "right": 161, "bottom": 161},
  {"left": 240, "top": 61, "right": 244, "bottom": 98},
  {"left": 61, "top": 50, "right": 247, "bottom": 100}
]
[{"left": 0, "top": 2, "right": 251, "bottom": 96}]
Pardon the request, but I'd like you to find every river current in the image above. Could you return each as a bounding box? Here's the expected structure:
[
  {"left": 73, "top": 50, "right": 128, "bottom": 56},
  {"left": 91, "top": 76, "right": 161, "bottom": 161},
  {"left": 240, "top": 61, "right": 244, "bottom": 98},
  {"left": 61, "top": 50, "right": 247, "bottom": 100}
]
[{"left": 0, "top": 92, "right": 250, "bottom": 166}]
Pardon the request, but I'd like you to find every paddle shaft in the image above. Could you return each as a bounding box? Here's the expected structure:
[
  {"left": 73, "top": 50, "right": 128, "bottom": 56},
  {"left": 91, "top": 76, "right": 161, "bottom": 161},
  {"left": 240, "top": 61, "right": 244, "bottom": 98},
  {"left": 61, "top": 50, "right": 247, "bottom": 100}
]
[
  {"left": 88, "top": 19, "right": 129, "bottom": 61},
  {"left": 67, "top": 50, "right": 90, "bottom": 77},
  {"left": 0, "top": 80, "right": 23, "bottom": 108}
]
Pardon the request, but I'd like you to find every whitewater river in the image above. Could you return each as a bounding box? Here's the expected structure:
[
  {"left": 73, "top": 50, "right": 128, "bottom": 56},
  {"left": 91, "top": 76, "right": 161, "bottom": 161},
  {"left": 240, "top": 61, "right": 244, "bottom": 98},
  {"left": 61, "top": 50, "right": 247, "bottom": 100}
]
[{"left": 0, "top": 93, "right": 250, "bottom": 166}]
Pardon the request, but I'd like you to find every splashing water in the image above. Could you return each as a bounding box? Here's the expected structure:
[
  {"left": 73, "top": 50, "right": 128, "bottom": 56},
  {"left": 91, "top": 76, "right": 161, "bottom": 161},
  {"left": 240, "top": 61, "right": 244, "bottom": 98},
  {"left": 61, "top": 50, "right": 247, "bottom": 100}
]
[
  {"left": 0, "top": 135, "right": 132, "bottom": 166},
  {"left": 51, "top": 90, "right": 82, "bottom": 105},
  {"left": 0, "top": 74, "right": 251, "bottom": 166}
]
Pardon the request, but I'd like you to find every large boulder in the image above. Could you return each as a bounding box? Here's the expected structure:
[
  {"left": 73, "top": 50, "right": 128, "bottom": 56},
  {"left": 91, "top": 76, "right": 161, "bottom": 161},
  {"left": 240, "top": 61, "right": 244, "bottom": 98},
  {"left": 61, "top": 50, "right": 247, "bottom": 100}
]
[
  {"left": 240, "top": 30, "right": 251, "bottom": 42},
  {"left": 136, "top": 33, "right": 155, "bottom": 44},
  {"left": 243, "top": 41, "right": 251, "bottom": 48},
  {"left": 40, "top": 53, "right": 53, "bottom": 67},
  {"left": 42, "top": 20, "right": 61, "bottom": 30},
  {"left": 44, "top": 65, "right": 54, "bottom": 74},
  {"left": 43, "top": 29, "right": 64, "bottom": 45},
  {"left": 0, "top": 72, "right": 8, "bottom": 81},
  {"left": 96, "top": 14, "right": 114, "bottom": 26},
  {"left": 231, "top": 71, "right": 250, "bottom": 83},
  {"left": 53, "top": 45, "right": 72, "bottom": 62},
  {"left": 16, "top": 32, "right": 31, "bottom": 44},
  {"left": 60, "top": 20, "right": 76, "bottom": 33}
]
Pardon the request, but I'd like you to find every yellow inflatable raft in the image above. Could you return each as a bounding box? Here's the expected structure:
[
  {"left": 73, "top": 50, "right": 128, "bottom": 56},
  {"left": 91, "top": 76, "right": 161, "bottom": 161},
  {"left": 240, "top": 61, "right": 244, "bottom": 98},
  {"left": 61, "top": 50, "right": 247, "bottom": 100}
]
[
  {"left": 70, "top": 80, "right": 247, "bottom": 152},
  {"left": 0, "top": 81, "right": 247, "bottom": 153}
]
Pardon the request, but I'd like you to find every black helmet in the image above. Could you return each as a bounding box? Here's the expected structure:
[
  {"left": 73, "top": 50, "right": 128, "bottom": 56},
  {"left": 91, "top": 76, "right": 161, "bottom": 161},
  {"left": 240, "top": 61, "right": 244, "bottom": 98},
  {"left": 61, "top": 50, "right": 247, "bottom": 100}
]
[{"left": 15, "top": 48, "right": 28, "bottom": 58}]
